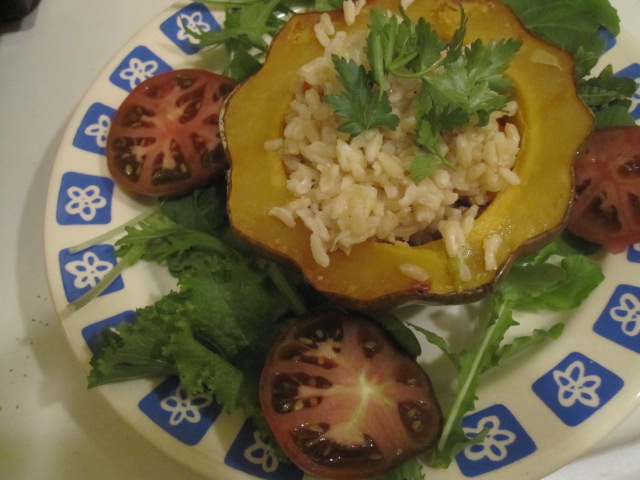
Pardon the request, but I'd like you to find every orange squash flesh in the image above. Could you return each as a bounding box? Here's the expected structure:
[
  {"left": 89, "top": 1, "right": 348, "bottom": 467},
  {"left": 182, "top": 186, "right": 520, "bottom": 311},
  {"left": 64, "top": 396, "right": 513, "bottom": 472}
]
[{"left": 223, "top": 0, "right": 594, "bottom": 309}]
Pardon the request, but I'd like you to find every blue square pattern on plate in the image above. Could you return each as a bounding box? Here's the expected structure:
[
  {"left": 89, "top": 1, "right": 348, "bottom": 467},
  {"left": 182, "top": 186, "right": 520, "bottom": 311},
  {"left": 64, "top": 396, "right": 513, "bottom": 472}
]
[
  {"left": 225, "top": 419, "right": 305, "bottom": 480},
  {"left": 72, "top": 102, "right": 116, "bottom": 155},
  {"left": 531, "top": 351, "right": 624, "bottom": 427},
  {"left": 160, "top": 2, "right": 221, "bottom": 55},
  {"left": 628, "top": 244, "right": 640, "bottom": 263},
  {"left": 81, "top": 310, "right": 136, "bottom": 352},
  {"left": 594, "top": 284, "right": 640, "bottom": 353},
  {"left": 601, "top": 28, "right": 617, "bottom": 52},
  {"left": 455, "top": 404, "right": 536, "bottom": 477},
  {"left": 616, "top": 63, "right": 640, "bottom": 120},
  {"left": 58, "top": 245, "right": 124, "bottom": 303},
  {"left": 138, "top": 376, "right": 222, "bottom": 446},
  {"left": 56, "top": 172, "right": 114, "bottom": 225},
  {"left": 109, "top": 45, "right": 172, "bottom": 92}
]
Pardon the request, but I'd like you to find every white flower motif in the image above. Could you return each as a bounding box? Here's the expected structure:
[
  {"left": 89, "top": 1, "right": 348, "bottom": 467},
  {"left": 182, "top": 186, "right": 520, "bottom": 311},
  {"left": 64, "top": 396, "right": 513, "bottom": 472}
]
[
  {"left": 119, "top": 57, "right": 159, "bottom": 90},
  {"left": 64, "top": 185, "right": 107, "bottom": 221},
  {"left": 463, "top": 415, "right": 516, "bottom": 462},
  {"left": 553, "top": 360, "right": 601, "bottom": 408},
  {"left": 244, "top": 431, "right": 279, "bottom": 473},
  {"left": 176, "top": 11, "right": 211, "bottom": 44},
  {"left": 610, "top": 293, "right": 640, "bottom": 337},
  {"left": 160, "top": 386, "right": 213, "bottom": 426},
  {"left": 83, "top": 113, "right": 111, "bottom": 148},
  {"left": 64, "top": 251, "right": 114, "bottom": 289}
]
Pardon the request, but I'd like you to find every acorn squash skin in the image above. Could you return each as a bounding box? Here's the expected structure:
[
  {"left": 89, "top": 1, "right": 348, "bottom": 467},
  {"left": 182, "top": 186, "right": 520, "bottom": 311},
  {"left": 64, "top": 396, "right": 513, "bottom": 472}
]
[{"left": 223, "top": 0, "right": 594, "bottom": 310}]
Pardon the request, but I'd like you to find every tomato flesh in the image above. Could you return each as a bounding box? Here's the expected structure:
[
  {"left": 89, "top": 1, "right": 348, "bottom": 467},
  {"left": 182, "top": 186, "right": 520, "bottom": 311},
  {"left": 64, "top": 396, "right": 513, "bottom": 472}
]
[
  {"left": 568, "top": 126, "right": 640, "bottom": 252},
  {"left": 106, "top": 69, "right": 236, "bottom": 197},
  {"left": 260, "top": 312, "right": 442, "bottom": 479}
]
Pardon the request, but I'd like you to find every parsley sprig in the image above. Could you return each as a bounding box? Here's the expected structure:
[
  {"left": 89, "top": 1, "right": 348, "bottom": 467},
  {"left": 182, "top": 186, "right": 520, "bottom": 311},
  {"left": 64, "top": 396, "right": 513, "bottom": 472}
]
[
  {"left": 326, "top": 7, "right": 521, "bottom": 182},
  {"left": 324, "top": 55, "right": 400, "bottom": 136}
]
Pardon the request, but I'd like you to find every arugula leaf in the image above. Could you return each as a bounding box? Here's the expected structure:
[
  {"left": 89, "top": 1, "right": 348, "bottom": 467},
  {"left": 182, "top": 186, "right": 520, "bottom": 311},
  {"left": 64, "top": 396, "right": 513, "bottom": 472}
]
[
  {"left": 497, "top": 323, "right": 564, "bottom": 366},
  {"left": 324, "top": 55, "right": 399, "bottom": 136},
  {"left": 412, "top": 235, "right": 604, "bottom": 467},
  {"left": 499, "top": 254, "right": 605, "bottom": 310}
]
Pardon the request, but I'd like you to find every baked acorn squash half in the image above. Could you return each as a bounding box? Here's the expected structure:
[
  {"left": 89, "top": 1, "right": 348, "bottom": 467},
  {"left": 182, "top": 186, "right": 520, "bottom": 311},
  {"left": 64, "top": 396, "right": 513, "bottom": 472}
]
[{"left": 223, "top": 0, "right": 594, "bottom": 310}]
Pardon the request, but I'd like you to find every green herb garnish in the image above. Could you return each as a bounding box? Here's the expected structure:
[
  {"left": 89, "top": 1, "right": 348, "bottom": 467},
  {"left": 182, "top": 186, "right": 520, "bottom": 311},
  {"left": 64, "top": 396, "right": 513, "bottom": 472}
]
[
  {"left": 324, "top": 55, "right": 400, "bottom": 136},
  {"left": 326, "top": 7, "right": 520, "bottom": 182}
]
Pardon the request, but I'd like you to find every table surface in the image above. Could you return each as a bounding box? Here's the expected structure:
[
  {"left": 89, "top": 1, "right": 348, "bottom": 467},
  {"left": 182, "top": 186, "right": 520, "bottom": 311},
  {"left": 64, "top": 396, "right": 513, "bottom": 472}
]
[{"left": 2, "top": 0, "right": 640, "bottom": 479}]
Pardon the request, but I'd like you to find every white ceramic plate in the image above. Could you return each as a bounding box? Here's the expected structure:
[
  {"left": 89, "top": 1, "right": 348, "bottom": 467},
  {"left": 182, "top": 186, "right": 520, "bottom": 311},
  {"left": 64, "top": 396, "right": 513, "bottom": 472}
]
[{"left": 44, "top": 2, "right": 640, "bottom": 479}]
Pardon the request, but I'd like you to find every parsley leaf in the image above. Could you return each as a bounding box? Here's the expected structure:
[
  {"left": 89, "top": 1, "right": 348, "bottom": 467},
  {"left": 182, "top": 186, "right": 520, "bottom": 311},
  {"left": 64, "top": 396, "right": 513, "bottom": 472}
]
[
  {"left": 332, "top": 8, "right": 520, "bottom": 180},
  {"left": 408, "top": 36, "right": 519, "bottom": 182},
  {"left": 409, "top": 154, "right": 453, "bottom": 183},
  {"left": 324, "top": 55, "right": 399, "bottom": 136},
  {"left": 420, "top": 38, "right": 520, "bottom": 127}
]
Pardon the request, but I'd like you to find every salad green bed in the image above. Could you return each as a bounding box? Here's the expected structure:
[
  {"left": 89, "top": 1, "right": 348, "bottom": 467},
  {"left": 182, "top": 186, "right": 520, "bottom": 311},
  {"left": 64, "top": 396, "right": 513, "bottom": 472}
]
[
  {"left": 86, "top": 176, "right": 604, "bottom": 474},
  {"left": 81, "top": 0, "right": 637, "bottom": 478}
]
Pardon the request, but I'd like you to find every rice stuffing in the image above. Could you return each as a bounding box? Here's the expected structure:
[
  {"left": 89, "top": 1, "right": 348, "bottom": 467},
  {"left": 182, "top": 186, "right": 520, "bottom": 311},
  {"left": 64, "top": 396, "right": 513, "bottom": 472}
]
[{"left": 267, "top": 8, "right": 521, "bottom": 276}]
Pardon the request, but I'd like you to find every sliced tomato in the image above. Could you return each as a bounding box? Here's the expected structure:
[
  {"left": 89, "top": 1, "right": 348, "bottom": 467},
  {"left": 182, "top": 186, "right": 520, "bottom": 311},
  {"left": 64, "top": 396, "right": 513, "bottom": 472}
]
[
  {"left": 106, "top": 69, "right": 236, "bottom": 197},
  {"left": 259, "top": 312, "right": 442, "bottom": 480},
  {"left": 568, "top": 125, "right": 640, "bottom": 253}
]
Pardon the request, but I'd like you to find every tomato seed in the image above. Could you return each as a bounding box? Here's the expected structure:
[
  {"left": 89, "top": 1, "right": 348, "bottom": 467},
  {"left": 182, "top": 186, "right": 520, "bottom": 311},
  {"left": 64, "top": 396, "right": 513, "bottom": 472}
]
[{"left": 299, "top": 336, "right": 315, "bottom": 347}]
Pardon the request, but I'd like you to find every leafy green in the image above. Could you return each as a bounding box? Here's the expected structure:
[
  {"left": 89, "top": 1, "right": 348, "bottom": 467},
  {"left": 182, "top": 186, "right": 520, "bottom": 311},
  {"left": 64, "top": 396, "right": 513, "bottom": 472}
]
[
  {"left": 413, "top": 234, "right": 604, "bottom": 468},
  {"left": 193, "top": 0, "right": 342, "bottom": 80},
  {"left": 501, "top": 0, "right": 637, "bottom": 126},
  {"left": 500, "top": 0, "right": 620, "bottom": 78},
  {"left": 83, "top": 1, "right": 627, "bottom": 477},
  {"left": 371, "top": 311, "right": 422, "bottom": 359},
  {"left": 578, "top": 65, "right": 638, "bottom": 128},
  {"left": 374, "top": 457, "right": 424, "bottom": 480},
  {"left": 324, "top": 55, "right": 400, "bottom": 136},
  {"left": 190, "top": 0, "right": 283, "bottom": 79},
  {"left": 87, "top": 181, "right": 313, "bottom": 449}
]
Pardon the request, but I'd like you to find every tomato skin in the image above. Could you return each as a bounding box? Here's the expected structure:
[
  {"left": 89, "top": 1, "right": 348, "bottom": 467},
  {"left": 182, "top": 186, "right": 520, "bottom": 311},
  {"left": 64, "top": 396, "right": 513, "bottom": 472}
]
[
  {"left": 568, "top": 126, "right": 640, "bottom": 253},
  {"left": 259, "top": 312, "right": 442, "bottom": 480},
  {"left": 106, "top": 69, "right": 236, "bottom": 197}
]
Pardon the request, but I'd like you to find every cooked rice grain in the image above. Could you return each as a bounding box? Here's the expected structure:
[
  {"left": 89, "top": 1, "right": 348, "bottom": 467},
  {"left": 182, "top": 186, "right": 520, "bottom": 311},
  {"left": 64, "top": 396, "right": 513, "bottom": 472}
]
[{"left": 267, "top": 10, "right": 521, "bottom": 276}]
